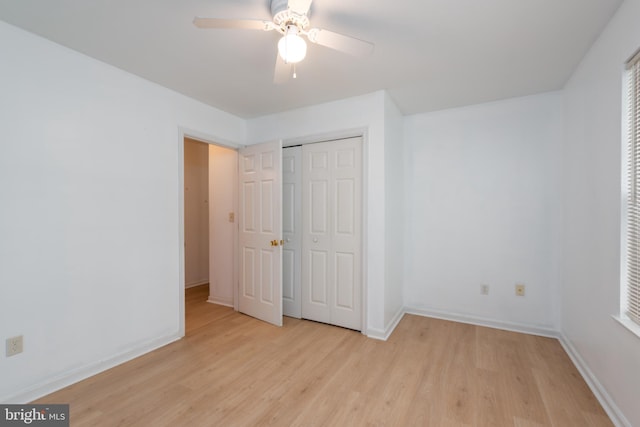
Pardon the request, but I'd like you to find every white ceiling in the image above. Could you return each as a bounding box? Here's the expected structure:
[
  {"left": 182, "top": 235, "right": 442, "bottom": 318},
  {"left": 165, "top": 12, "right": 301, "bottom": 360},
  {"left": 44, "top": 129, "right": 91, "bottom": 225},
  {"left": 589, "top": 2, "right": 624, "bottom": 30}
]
[{"left": 0, "top": 0, "right": 623, "bottom": 118}]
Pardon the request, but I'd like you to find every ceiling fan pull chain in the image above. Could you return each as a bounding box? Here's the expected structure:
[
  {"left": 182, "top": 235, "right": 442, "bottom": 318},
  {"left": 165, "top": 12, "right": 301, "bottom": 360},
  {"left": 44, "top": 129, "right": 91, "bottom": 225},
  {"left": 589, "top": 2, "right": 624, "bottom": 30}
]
[{"left": 293, "top": 63, "right": 297, "bottom": 79}]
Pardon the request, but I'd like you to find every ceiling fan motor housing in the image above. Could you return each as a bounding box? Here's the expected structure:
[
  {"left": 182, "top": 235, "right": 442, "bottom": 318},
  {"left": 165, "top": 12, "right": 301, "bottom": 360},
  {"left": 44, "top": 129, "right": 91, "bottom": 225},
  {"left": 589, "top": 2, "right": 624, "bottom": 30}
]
[{"left": 271, "top": 0, "right": 310, "bottom": 31}]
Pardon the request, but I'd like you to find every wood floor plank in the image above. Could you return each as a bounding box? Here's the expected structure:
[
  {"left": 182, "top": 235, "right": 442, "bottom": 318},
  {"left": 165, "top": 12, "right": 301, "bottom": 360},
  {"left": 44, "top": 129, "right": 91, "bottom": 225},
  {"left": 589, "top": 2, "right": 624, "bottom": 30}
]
[{"left": 33, "top": 286, "right": 614, "bottom": 426}]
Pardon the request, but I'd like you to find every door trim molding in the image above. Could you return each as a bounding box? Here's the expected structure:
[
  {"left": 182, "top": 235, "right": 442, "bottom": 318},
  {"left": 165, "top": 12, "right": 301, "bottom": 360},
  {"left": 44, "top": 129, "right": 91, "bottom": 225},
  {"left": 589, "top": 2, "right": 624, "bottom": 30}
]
[{"left": 282, "top": 128, "right": 367, "bottom": 147}]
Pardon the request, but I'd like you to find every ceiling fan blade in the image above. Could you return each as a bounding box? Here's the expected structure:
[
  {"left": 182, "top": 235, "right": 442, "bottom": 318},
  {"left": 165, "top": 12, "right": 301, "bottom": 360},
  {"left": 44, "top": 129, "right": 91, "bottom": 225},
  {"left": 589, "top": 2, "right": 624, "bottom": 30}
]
[
  {"left": 307, "top": 28, "right": 374, "bottom": 57},
  {"left": 193, "top": 17, "right": 270, "bottom": 30},
  {"left": 273, "top": 53, "right": 292, "bottom": 85},
  {"left": 288, "top": 0, "right": 313, "bottom": 15}
]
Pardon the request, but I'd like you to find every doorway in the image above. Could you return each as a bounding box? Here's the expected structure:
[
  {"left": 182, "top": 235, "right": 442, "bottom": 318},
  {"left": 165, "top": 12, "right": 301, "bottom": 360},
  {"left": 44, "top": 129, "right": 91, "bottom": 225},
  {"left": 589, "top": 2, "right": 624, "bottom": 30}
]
[
  {"left": 180, "top": 134, "right": 364, "bottom": 333},
  {"left": 184, "top": 138, "right": 209, "bottom": 290},
  {"left": 183, "top": 136, "right": 238, "bottom": 334}
]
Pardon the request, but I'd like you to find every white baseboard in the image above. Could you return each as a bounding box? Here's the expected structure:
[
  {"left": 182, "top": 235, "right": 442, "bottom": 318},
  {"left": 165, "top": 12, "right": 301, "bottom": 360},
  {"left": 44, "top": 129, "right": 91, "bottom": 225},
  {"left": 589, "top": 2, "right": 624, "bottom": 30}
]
[
  {"left": 367, "top": 307, "right": 405, "bottom": 341},
  {"left": 558, "top": 333, "right": 631, "bottom": 427},
  {"left": 366, "top": 305, "right": 557, "bottom": 341},
  {"left": 3, "top": 304, "right": 628, "bottom": 427},
  {"left": 404, "top": 306, "right": 558, "bottom": 338},
  {"left": 207, "top": 296, "right": 233, "bottom": 308},
  {"left": 185, "top": 280, "right": 208, "bottom": 289},
  {"left": 2, "top": 333, "right": 182, "bottom": 404}
]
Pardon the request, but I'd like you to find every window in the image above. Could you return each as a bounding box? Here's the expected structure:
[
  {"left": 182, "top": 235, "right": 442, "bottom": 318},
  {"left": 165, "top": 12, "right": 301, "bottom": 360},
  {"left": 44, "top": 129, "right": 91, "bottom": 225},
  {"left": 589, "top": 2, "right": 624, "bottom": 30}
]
[{"left": 624, "top": 49, "right": 640, "bottom": 327}]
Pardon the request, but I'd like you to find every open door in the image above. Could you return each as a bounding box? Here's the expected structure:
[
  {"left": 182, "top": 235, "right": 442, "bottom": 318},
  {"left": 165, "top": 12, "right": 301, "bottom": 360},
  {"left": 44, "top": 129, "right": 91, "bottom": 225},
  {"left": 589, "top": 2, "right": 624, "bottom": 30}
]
[{"left": 238, "top": 141, "right": 283, "bottom": 326}]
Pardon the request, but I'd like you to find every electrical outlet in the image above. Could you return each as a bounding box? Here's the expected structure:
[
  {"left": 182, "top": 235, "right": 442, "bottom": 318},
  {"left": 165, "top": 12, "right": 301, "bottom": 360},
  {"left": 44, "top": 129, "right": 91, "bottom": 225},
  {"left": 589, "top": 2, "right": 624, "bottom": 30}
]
[
  {"left": 515, "top": 284, "right": 525, "bottom": 297},
  {"left": 480, "top": 284, "right": 490, "bottom": 295},
  {"left": 6, "top": 335, "right": 23, "bottom": 357}
]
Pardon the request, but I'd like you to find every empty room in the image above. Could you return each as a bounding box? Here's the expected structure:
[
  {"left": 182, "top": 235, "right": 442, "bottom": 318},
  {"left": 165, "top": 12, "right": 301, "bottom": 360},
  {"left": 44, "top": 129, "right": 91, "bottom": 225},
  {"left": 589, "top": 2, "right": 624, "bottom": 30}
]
[{"left": 1, "top": 0, "right": 640, "bottom": 426}]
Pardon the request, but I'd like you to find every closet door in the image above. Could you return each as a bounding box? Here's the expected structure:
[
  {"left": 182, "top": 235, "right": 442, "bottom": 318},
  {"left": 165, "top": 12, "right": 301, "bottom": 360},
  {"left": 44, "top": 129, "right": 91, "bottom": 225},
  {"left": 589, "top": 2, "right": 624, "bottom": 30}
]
[
  {"left": 282, "top": 146, "right": 302, "bottom": 318},
  {"left": 302, "top": 137, "right": 362, "bottom": 330}
]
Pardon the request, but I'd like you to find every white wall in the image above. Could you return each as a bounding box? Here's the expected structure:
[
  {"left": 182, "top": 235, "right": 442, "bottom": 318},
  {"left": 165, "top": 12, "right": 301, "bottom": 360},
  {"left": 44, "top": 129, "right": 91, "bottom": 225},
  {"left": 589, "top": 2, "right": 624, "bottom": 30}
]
[
  {"left": 246, "top": 92, "right": 392, "bottom": 336},
  {"left": 184, "top": 138, "right": 209, "bottom": 287},
  {"left": 383, "top": 93, "right": 405, "bottom": 328},
  {"left": 561, "top": 0, "right": 640, "bottom": 425},
  {"left": 0, "top": 21, "right": 245, "bottom": 402},
  {"left": 403, "top": 92, "right": 563, "bottom": 332},
  {"left": 3, "top": 4, "right": 638, "bottom": 423},
  {"left": 208, "top": 144, "right": 238, "bottom": 307}
]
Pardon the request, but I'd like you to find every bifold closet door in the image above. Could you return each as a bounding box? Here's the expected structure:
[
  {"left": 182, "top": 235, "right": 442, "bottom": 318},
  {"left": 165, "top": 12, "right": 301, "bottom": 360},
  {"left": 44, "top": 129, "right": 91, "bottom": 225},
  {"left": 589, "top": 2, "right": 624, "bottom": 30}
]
[
  {"left": 282, "top": 146, "right": 302, "bottom": 318},
  {"left": 301, "top": 137, "right": 362, "bottom": 330}
]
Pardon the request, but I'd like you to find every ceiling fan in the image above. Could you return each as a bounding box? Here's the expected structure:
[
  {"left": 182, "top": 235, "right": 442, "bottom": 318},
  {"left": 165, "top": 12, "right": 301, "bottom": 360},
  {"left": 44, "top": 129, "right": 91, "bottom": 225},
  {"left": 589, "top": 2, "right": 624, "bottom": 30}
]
[{"left": 193, "top": 0, "right": 374, "bottom": 83}]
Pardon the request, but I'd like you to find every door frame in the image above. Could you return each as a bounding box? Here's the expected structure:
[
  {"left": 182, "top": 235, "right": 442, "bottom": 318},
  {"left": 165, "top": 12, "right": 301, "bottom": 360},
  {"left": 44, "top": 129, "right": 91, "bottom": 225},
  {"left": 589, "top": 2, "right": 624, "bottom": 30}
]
[
  {"left": 178, "top": 126, "right": 369, "bottom": 335},
  {"left": 282, "top": 128, "right": 369, "bottom": 334},
  {"left": 178, "top": 127, "right": 242, "bottom": 337}
]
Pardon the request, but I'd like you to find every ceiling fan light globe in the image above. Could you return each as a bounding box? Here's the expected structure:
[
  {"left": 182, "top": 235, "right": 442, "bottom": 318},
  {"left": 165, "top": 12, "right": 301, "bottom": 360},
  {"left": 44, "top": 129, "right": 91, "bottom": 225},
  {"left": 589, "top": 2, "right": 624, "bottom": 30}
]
[{"left": 278, "top": 33, "right": 307, "bottom": 63}]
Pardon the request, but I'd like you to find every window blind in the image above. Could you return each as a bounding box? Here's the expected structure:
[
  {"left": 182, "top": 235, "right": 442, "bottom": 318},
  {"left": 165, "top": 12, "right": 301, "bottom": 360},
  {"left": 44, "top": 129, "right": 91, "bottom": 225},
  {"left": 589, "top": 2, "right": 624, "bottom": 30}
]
[{"left": 626, "top": 50, "right": 640, "bottom": 326}]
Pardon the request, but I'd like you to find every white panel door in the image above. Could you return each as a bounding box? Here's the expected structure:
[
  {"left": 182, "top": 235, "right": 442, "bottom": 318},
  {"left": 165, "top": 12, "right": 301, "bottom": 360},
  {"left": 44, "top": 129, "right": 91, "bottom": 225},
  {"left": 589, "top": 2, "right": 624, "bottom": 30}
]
[
  {"left": 302, "top": 137, "right": 362, "bottom": 330},
  {"left": 282, "top": 146, "right": 302, "bottom": 318},
  {"left": 238, "top": 141, "right": 282, "bottom": 326}
]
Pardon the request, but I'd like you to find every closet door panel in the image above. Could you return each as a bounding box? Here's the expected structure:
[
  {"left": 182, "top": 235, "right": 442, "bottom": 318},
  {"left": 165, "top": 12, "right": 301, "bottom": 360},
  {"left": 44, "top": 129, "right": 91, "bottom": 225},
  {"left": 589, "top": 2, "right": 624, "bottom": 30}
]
[{"left": 302, "top": 137, "right": 362, "bottom": 330}]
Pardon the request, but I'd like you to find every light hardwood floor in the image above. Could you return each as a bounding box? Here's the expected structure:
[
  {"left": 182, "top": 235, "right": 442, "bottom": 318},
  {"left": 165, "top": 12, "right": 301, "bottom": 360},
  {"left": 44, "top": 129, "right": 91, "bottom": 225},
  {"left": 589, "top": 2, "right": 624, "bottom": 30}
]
[{"left": 35, "top": 285, "right": 613, "bottom": 426}]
